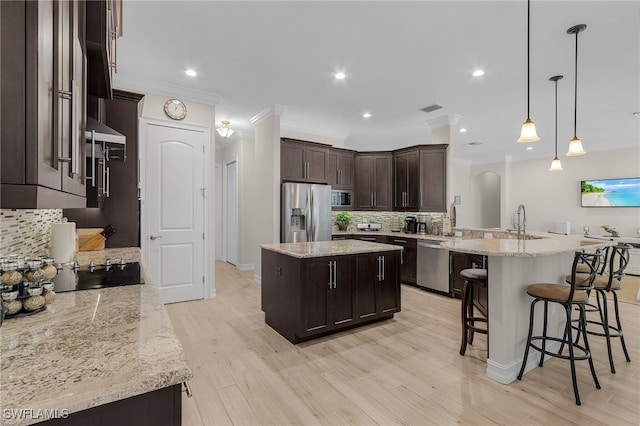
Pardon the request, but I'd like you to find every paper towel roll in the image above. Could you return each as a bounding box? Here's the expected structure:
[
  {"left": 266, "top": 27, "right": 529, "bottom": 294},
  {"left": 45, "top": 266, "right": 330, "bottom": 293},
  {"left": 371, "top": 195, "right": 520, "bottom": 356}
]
[{"left": 51, "top": 222, "right": 76, "bottom": 263}]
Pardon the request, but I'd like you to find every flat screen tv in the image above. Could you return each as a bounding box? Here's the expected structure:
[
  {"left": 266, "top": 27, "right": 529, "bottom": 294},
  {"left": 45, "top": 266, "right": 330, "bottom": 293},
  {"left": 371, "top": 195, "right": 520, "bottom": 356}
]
[{"left": 581, "top": 177, "right": 640, "bottom": 207}]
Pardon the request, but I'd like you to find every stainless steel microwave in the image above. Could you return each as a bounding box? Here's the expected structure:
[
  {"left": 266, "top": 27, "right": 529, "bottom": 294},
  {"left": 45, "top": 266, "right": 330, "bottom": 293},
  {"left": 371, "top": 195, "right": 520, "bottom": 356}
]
[{"left": 331, "top": 190, "right": 352, "bottom": 207}]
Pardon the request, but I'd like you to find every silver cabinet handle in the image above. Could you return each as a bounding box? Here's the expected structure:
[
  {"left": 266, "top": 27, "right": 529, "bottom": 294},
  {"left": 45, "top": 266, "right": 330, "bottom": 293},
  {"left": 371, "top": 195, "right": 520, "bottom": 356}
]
[
  {"left": 394, "top": 239, "right": 407, "bottom": 244},
  {"left": 328, "top": 261, "right": 333, "bottom": 288},
  {"left": 149, "top": 235, "right": 162, "bottom": 240},
  {"left": 382, "top": 255, "right": 385, "bottom": 280},
  {"left": 105, "top": 166, "right": 110, "bottom": 197},
  {"left": 374, "top": 192, "right": 377, "bottom": 207},
  {"left": 371, "top": 192, "right": 374, "bottom": 206},
  {"left": 333, "top": 261, "right": 337, "bottom": 289},
  {"left": 420, "top": 191, "right": 423, "bottom": 208}
]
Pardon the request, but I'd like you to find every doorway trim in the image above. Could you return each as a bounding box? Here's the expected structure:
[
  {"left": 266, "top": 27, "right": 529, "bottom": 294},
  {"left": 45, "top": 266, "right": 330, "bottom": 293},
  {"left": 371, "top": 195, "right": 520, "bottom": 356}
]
[
  {"left": 139, "top": 117, "right": 214, "bottom": 299},
  {"left": 222, "top": 156, "right": 239, "bottom": 266}
]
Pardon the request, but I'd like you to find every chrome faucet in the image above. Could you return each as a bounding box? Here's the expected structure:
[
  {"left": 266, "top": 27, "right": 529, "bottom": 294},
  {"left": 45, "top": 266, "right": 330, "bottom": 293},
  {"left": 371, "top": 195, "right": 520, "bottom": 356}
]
[{"left": 516, "top": 204, "right": 526, "bottom": 241}]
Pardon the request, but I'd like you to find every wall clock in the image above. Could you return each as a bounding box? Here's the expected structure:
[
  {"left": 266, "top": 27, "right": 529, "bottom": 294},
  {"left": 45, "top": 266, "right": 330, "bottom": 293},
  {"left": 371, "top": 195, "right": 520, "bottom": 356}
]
[{"left": 163, "top": 99, "right": 187, "bottom": 120}]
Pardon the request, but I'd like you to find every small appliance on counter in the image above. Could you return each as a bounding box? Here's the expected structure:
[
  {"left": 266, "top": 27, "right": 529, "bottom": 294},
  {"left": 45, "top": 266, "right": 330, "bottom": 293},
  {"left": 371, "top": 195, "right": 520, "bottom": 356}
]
[
  {"left": 357, "top": 223, "right": 382, "bottom": 231},
  {"left": 416, "top": 214, "right": 428, "bottom": 235},
  {"left": 404, "top": 216, "right": 417, "bottom": 234}
]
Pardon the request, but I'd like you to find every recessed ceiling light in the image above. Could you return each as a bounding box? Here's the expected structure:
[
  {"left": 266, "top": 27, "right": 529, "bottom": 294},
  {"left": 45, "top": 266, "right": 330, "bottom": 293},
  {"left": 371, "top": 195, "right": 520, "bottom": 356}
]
[
  {"left": 185, "top": 69, "right": 197, "bottom": 77},
  {"left": 472, "top": 69, "right": 485, "bottom": 77},
  {"left": 526, "top": 146, "right": 534, "bottom": 150},
  {"left": 334, "top": 72, "right": 346, "bottom": 80},
  {"left": 464, "top": 142, "right": 482, "bottom": 147},
  {"left": 459, "top": 128, "right": 467, "bottom": 133},
  {"left": 362, "top": 112, "right": 372, "bottom": 119}
]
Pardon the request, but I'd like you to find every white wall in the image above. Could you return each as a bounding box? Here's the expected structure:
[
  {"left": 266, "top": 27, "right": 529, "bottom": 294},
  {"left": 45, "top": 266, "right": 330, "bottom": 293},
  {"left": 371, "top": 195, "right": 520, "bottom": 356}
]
[
  {"left": 470, "top": 146, "right": 640, "bottom": 236},
  {"left": 281, "top": 129, "right": 346, "bottom": 148}
]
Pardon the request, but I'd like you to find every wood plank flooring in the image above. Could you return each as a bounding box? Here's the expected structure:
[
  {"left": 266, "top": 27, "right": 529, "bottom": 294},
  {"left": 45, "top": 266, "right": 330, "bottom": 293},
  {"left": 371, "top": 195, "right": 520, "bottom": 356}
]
[{"left": 166, "top": 261, "right": 640, "bottom": 425}]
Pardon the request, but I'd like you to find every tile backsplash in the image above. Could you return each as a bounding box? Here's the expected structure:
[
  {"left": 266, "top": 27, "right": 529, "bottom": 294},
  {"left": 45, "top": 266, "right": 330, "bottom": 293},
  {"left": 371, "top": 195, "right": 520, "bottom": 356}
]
[
  {"left": 331, "top": 211, "right": 445, "bottom": 233},
  {"left": 0, "top": 209, "right": 63, "bottom": 257}
]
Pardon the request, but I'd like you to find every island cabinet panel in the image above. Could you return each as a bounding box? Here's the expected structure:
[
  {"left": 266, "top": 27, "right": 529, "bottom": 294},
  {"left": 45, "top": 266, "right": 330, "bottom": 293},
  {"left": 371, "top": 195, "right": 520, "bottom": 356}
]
[{"left": 261, "top": 248, "right": 400, "bottom": 344}]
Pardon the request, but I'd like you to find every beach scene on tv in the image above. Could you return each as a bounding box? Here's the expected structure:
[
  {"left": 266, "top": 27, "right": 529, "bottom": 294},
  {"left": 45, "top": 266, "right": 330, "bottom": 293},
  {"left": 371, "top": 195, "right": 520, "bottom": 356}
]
[{"left": 581, "top": 178, "right": 640, "bottom": 207}]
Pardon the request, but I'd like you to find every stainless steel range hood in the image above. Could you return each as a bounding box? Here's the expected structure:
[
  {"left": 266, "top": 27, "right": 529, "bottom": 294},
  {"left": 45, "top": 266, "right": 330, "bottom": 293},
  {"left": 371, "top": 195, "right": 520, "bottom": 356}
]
[{"left": 85, "top": 117, "right": 126, "bottom": 160}]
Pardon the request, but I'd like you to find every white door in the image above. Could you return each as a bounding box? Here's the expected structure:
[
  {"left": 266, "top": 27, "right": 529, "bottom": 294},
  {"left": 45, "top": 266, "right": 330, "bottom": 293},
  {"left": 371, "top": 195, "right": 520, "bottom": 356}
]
[
  {"left": 146, "top": 123, "right": 206, "bottom": 303},
  {"left": 225, "top": 159, "right": 238, "bottom": 265}
]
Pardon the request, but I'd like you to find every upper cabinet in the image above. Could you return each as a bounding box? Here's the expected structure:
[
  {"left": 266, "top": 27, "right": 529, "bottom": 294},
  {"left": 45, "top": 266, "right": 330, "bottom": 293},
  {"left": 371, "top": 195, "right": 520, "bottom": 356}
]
[
  {"left": 419, "top": 145, "right": 448, "bottom": 212},
  {"left": 1, "top": 0, "right": 87, "bottom": 209},
  {"left": 392, "top": 149, "right": 420, "bottom": 211},
  {"left": 354, "top": 153, "right": 392, "bottom": 211},
  {"left": 281, "top": 138, "right": 329, "bottom": 184},
  {"left": 327, "top": 148, "right": 355, "bottom": 190},
  {"left": 86, "top": 0, "right": 122, "bottom": 99}
]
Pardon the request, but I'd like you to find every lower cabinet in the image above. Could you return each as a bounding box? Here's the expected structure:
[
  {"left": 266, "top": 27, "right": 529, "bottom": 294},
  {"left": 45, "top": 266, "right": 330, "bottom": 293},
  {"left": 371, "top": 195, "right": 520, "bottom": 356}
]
[
  {"left": 449, "top": 252, "right": 488, "bottom": 317},
  {"left": 386, "top": 236, "right": 417, "bottom": 285},
  {"left": 262, "top": 249, "right": 401, "bottom": 343}
]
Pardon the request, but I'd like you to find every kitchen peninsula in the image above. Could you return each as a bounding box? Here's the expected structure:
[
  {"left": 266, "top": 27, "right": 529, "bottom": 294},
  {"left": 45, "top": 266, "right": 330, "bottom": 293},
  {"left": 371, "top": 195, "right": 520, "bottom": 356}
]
[
  {"left": 261, "top": 240, "right": 402, "bottom": 343},
  {"left": 441, "top": 233, "right": 613, "bottom": 384},
  {"left": 0, "top": 248, "right": 192, "bottom": 426}
]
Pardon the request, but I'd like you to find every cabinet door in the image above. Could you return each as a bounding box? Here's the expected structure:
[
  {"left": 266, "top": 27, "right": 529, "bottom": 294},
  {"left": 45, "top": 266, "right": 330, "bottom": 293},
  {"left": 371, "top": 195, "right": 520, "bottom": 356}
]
[
  {"left": 388, "top": 237, "right": 417, "bottom": 285},
  {"left": 405, "top": 150, "right": 420, "bottom": 210},
  {"left": 327, "top": 151, "right": 338, "bottom": 186},
  {"left": 419, "top": 148, "right": 447, "bottom": 212},
  {"left": 449, "top": 252, "right": 471, "bottom": 298},
  {"left": 393, "top": 153, "right": 407, "bottom": 210},
  {"left": 373, "top": 155, "right": 392, "bottom": 210},
  {"left": 281, "top": 141, "right": 305, "bottom": 182},
  {"left": 301, "top": 259, "right": 331, "bottom": 335},
  {"left": 305, "top": 145, "right": 328, "bottom": 183},
  {"left": 337, "top": 152, "right": 355, "bottom": 189},
  {"left": 331, "top": 257, "right": 356, "bottom": 326},
  {"left": 355, "top": 155, "right": 374, "bottom": 209},
  {"left": 378, "top": 253, "right": 400, "bottom": 314},
  {"left": 355, "top": 254, "right": 378, "bottom": 320}
]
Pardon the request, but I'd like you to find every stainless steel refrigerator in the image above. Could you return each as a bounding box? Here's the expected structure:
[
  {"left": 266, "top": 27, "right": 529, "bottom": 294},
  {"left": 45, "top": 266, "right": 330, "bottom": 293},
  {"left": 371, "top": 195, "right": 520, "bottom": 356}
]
[{"left": 281, "top": 182, "right": 332, "bottom": 243}]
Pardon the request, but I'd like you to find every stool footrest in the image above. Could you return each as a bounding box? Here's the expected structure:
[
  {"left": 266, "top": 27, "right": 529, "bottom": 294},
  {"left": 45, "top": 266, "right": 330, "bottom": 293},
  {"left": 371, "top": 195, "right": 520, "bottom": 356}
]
[{"left": 529, "top": 336, "right": 591, "bottom": 361}]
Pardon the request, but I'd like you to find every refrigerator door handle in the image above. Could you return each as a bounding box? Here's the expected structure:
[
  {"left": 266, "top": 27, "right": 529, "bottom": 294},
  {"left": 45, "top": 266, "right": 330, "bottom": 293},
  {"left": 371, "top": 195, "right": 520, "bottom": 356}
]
[
  {"left": 305, "top": 187, "right": 311, "bottom": 241},
  {"left": 310, "top": 188, "right": 315, "bottom": 241}
]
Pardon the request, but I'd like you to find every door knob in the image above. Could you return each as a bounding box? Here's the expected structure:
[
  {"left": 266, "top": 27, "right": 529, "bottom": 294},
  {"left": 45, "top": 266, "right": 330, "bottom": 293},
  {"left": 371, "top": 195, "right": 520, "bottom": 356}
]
[{"left": 149, "top": 235, "right": 162, "bottom": 240}]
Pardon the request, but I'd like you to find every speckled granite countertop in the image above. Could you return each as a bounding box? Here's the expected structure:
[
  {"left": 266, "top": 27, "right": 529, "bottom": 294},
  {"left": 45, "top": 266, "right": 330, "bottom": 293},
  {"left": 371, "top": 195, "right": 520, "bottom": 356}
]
[
  {"left": 261, "top": 240, "right": 402, "bottom": 258},
  {"left": 0, "top": 248, "right": 192, "bottom": 426},
  {"left": 441, "top": 233, "right": 614, "bottom": 257}
]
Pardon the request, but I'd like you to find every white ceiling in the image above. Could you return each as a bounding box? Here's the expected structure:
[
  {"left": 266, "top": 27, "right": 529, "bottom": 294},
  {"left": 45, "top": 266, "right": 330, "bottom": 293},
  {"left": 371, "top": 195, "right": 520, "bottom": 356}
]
[{"left": 114, "top": 1, "right": 640, "bottom": 164}]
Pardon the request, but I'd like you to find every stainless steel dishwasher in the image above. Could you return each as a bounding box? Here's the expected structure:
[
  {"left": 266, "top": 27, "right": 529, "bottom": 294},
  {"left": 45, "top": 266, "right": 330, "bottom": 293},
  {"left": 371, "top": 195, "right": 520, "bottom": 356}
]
[{"left": 417, "top": 239, "right": 450, "bottom": 293}]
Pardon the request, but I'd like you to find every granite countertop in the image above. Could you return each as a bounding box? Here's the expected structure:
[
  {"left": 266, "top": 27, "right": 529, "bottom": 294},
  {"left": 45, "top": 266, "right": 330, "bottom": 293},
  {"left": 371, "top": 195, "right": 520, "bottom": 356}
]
[
  {"left": 0, "top": 248, "right": 192, "bottom": 426},
  {"left": 261, "top": 240, "right": 403, "bottom": 258},
  {"left": 441, "top": 233, "right": 614, "bottom": 257},
  {"left": 333, "top": 230, "right": 451, "bottom": 241}
]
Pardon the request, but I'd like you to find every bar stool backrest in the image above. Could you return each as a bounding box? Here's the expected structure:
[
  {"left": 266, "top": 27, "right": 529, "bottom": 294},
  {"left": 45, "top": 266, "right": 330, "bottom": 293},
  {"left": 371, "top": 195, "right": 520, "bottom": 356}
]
[
  {"left": 603, "top": 243, "right": 631, "bottom": 291},
  {"left": 568, "top": 249, "right": 603, "bottom": 302}
]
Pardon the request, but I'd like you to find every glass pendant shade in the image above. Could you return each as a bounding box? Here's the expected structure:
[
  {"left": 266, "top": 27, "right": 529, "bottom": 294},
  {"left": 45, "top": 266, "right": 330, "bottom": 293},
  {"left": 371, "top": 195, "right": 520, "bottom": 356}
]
[
  {"left": 216, "top": 121, "right": 235, "bottom": 138},
  {"left": 566, "top": 136, "right": 586, "bottom": 156},
  {"left": 517, "top": 118, "right": 540, "bottom": 143},
  {"left": 549, "top": 157, "right": 563, "bottom": 171}
]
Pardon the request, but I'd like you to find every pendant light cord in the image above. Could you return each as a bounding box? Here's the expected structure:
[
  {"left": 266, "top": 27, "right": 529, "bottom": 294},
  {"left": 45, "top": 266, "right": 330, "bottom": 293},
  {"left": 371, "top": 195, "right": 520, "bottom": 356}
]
[
  {"left": 526, "top": 0, "right": 531, "bottom": 118},
  {"left": 573, "top": 30, "right": 578, "bottom": 138},
  {"left": 555, "top": 79, "right": 559, "bottom": 157}
]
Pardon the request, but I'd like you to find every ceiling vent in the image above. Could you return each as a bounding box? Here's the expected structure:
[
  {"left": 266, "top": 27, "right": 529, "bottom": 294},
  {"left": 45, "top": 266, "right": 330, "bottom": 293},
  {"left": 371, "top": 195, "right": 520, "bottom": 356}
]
[{"left": 420, "top": 104, "right": 443, "bottom": 113}]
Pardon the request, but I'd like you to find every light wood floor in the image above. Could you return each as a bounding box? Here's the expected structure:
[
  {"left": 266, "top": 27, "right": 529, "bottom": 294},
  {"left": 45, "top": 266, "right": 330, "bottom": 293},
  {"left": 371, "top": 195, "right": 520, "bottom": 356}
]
[{"left": 166, "top": 262, "right": 640, "bottom": 426}]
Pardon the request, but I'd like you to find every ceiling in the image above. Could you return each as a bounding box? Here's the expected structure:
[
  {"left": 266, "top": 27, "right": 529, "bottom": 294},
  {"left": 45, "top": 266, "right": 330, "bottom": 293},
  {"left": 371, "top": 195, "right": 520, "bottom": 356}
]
[{"left": 114, "top": 1, "right": 640, "bottom": 164}]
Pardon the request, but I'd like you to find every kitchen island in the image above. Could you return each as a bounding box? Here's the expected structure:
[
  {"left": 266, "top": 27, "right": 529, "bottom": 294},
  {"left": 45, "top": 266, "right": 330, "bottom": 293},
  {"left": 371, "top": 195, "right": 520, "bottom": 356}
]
[
  {"left": 441, "top": 233, "right": 613, "bottom": 384},
  {"left": 0, "top": 248, "right": 192, "bottom": 426},
  {"left": 261, "top": 240, "right": 402, "bottom": 343}
]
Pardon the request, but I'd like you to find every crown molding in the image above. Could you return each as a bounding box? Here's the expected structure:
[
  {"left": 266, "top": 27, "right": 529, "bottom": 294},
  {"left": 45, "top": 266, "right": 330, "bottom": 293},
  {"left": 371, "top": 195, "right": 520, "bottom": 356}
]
[
  {"left": 249, "top": 104, "right": 287, "bottom": 125},
  {"left": 113, "top": 75, "right": 222, "bottom": 106},
  {"left": 425, "top": 114, "right": 462, "bottom": 130},
  {"left": 280, "top": 119, "right": 349, "bottom": 141}
]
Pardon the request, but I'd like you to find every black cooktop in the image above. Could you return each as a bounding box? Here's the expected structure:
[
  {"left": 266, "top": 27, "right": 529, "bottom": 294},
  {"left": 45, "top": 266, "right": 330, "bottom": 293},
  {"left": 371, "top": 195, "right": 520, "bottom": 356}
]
[{"left": 53, "top": 262, "right": 144, "bottom": 292}]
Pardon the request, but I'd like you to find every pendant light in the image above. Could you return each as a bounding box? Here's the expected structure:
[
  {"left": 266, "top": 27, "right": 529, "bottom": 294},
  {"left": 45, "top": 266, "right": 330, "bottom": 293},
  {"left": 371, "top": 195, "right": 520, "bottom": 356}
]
[
  {"left": 549, "top": 75, "right": 563, "bottom": 171},
  {"left": 216, "top": 120, "right": 235, "bottom": 138},
  {"left": 566, "top": 24, "right": 587, "bottom": 156},
  {"left": 517, "top": 0, "right": 540, "bottom": 143}
]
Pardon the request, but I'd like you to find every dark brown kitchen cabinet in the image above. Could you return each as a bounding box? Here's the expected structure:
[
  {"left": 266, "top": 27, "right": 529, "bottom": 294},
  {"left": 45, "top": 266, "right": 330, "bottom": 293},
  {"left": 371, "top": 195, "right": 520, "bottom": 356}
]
[
  {"left": 64, "top": 90, "right": 144, "bottom": 249},
  {"left": 281, "top": 138, "right": 329, "bottom": 183},
  {"left": 352, "top": 234, "right": 387, "bottom": 244},
  {"left": 449, "top": 252, "right": 487, "bottom": 317},
  {"left": 86, "top": 0, "right": 122, "bottom": 99},
  {"left": 1, "top": 0, "right": 87, "bottom": 209},
  {"left": 419, "top": 145, "right": 448, "bottom": 212},
  {"left": 392, "top": 149, "right": 420, "bottom": 211},
  {"left": 387, "top": 236, "right": 417, "bottom": 285},
  {"left": 261, "top": 248, "right": 400, "bottom": 344},
  {"left": 327, "top": 148, "right": 355, "bottom": 190},
  {"left": 355, "top": 153, "right": 392, "bottom": 211},
  {"left": 355, "top": 251, "right": 401, "bottom": 320}
]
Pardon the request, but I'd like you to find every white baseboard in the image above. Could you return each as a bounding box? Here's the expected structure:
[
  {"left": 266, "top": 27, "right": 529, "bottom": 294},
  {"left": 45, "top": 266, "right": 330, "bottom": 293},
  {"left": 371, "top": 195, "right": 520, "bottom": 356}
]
[
  {"left": 235, "top": 263, "right": 255, "bottom": 272},
  {"left": 253, "top": 274, "right": 261, "bottom": 285},
  {"left": 487, "top": 341, "right": 560, "bottom": 384}
]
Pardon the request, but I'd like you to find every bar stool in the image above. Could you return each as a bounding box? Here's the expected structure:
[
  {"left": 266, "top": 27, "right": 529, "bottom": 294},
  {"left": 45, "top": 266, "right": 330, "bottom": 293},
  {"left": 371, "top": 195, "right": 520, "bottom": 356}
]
[
  {"left": 568, "top": 243, "right": 632, "bottom": 373},
  {"left": 517, "top": 250, "right": 603, "bottom": 405},
  {"left": 459, "top": 268, "right": 488, "bottom": 356}
]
